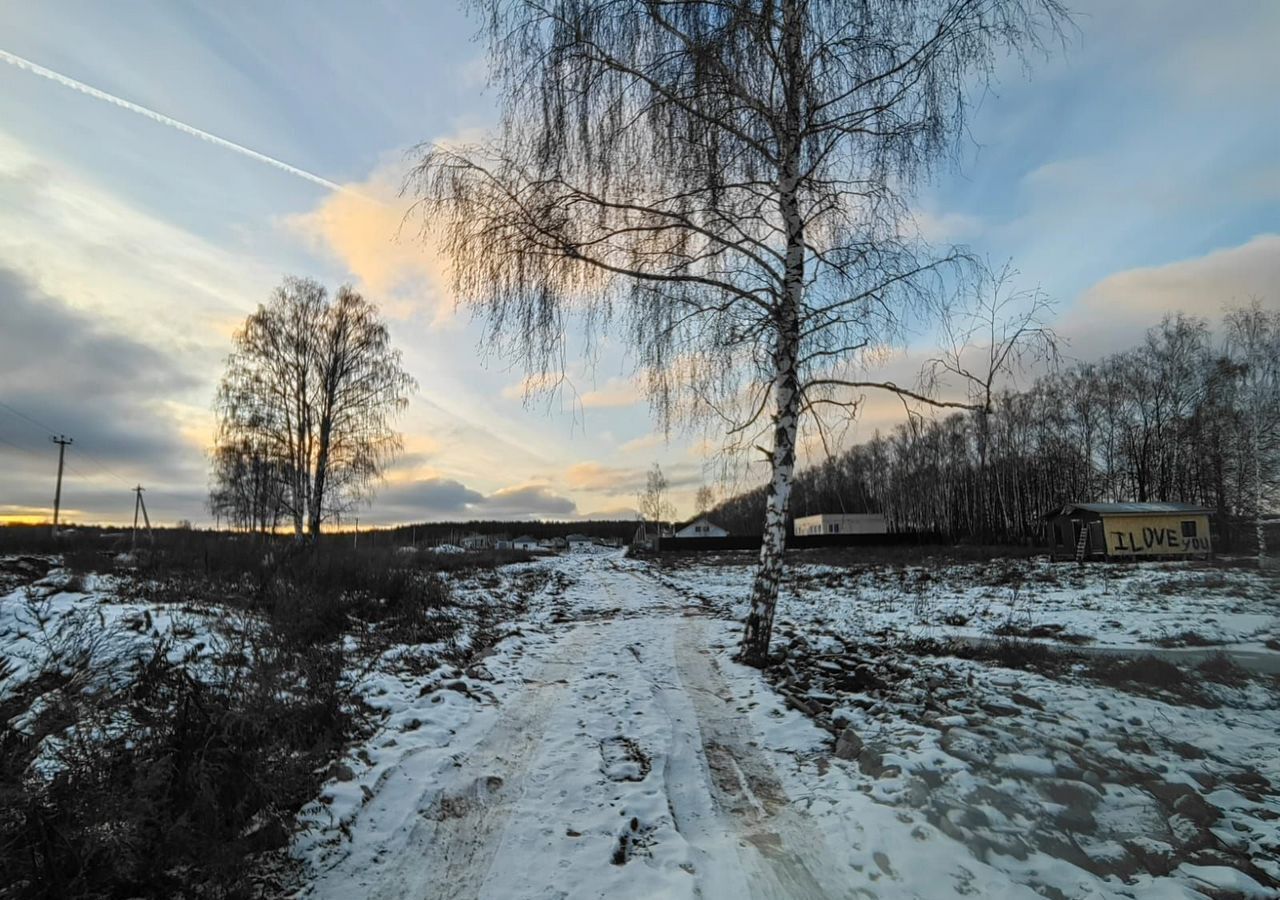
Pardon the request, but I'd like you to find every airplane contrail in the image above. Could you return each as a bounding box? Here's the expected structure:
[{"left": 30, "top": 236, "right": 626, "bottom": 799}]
[{"left": 0, "top": 48, "right": 345, "bottom": 193}]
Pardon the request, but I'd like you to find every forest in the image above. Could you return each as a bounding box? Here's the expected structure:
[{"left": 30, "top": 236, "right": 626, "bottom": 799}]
[{"left": 711, "top": 304, "right": 1280, "bottom": 550}]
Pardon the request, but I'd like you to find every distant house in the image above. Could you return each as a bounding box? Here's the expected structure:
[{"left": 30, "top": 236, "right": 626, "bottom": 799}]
[
  {"left": 1043, "top": 502, "right": 1213, "bottom": 561},
  {"left": 542, "top": 536, "right": 568, "bottom": 551},
  {"left": 459, "top": 533, "right": 493, "bottom": 551},
  {"left": 566, "top": 533, "right": 595, "bottom": 552},
  {"left": 512, "top": 535, "right": 541, "bottom": 551},
  {"left": 793, "top": 513, "right": 887, "bottom": 536},
  {"left": 673, "top": 517, "right": 729, "bottom": 538}
]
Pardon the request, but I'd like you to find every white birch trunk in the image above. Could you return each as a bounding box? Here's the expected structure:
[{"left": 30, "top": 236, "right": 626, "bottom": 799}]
[{"left": 740, "top": 131, "right": 804, "bottom": 664}]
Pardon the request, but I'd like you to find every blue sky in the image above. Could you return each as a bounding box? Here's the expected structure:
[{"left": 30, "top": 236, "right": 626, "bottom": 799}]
[{"left": 0, "top": 0, "right": 1277, "bottom": 526}]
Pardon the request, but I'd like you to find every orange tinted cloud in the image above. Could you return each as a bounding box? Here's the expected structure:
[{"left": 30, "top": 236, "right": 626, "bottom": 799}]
[{"left": 288, "top": 162, "right": 454, "bottom": 321}]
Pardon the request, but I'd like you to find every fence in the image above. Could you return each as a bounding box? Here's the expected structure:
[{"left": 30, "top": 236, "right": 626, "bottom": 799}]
[{"left": 655, "top": 531, "right": 944, "bottom": 553}]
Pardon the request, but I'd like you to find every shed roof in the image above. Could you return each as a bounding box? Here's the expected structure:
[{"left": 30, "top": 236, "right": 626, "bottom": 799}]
[
  {"left": 1048, "top": 502, "right": 1214, "bottom": 518},
  {"left": 674, "top": 516, "right": 726, "bottom": 531}
]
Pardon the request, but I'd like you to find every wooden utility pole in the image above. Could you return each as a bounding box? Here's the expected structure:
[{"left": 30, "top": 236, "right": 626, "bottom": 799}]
[
  {"left": 50, "top": 435, "right": 73, "bottom": 538},
  {"left": 131, "top": 485, "right": 153, "bottom": 553}
]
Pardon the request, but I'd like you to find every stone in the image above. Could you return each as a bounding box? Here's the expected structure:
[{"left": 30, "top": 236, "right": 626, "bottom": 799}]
[
  {"left": 1173, "top": 792, "right": 1221, "bottom": 827},
  {"left": 980, "top": 700, "right": 1023, "bottom": 717},
  {"left": 1044, "top": 779, "right": 1103, "bottom": 811},
  {"left": 940, "top": 728, "right": 987, "bottom": 765},
  {"left": 1011, "top": 691, "right": 1044, "bottom": 711},
  {"left": 1147, "top": 780, "right": 1196, "bottom": 809},
  {"left": 331, "top": 763, "right": 355, "bottom": 782},
  {"left": 834, "top": 727, "right": 864, "bottom": 761},
  {"left": 858, "top": 743, "right": 889, "bottom": 778},
  {"left": 1168, "top": 813, "right": 1213, "bottom": 852},
  {"left": 1078, "top": 838, "right": 1139, "bottom": 879},
  {"left": 1123, "top": 837, "right": 1176, "bottom": 876}
]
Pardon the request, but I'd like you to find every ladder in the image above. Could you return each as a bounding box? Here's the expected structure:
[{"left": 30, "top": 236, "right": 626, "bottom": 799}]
[{"left": 1074, "top": 523, "right": 1089, "bottom": 562}]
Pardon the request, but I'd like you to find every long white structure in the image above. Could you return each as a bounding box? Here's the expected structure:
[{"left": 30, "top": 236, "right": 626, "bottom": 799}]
[{"left": 793, "top": 513, "right": 887, "bottom": 536}]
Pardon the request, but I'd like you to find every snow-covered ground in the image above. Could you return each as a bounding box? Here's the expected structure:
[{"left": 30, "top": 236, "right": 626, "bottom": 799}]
[
  {"left": 659, "top": 555, "right": 1280, "bottom": 653},
  {"left": 5, "top": 550, "right": 1276, "bottom": 898},
  {"left": 292, "top": 550, "right": 1279, "bottom": 899}
]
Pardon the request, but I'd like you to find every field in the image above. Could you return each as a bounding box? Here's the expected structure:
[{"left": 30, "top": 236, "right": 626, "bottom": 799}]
[{"left": 2, "top": 545, "right": 1277, "bottom": 899}]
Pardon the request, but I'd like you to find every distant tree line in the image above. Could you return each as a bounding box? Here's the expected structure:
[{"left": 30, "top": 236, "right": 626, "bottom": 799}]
[{"left": 711, "top": 303, "right": 1280, "bottom": 550}]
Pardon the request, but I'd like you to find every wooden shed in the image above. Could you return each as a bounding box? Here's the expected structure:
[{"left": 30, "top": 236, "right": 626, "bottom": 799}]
[{"left": 1043, "top": 502, "right": 1213, "bottom": 561}]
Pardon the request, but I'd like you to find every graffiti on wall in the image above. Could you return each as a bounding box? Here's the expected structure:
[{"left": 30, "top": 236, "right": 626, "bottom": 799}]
[{"left": 1109, "top": 525, "right": 1210, "bottom": 555}]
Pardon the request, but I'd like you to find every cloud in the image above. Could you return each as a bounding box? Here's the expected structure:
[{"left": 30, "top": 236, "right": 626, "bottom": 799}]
[
  {"left": 377, "top": 477, "right": 484, "bottom": 515},
  {"left": 1063, "top": 234, "right": 1280, "bottom": 355},
  {"left": 0, "top": 266, "right": 206, "bottom": 511},
  {"left": 369, "top": 476, "right": 578, "bottom": 522},
  {"left": 579, "top": 505, "right": 639, "bottom": 521},
  {"left": 479, "top": 484, "right": 577, "bottom": 519},
  {"left": 914, "top": 210, "right": 983, "bottom": 244},
  {"left": 563, "top": 462, "right": 648, "bottom": 496},
  {"left": 618, "top": 432, "right": 667, "bottom": 454},
  {"left": 287, "top": 160, "right": 454, "bottom": 321},
  {"left": 579, "top": 377, "right": 643, "bottom": 409}
]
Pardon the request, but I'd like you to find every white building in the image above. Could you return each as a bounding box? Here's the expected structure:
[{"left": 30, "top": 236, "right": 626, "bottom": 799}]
[
  {"left": 673, "top": 517, "right": 729, "bottom": 538},
  {"left": 566, "top": 533, "right": 596, "bottom": 552},
  {"left": 793, "top": 513, "right": 887, "bottom": 536},
  {"left": 512, "top": 535, "right": 541, "bottom": 551}
]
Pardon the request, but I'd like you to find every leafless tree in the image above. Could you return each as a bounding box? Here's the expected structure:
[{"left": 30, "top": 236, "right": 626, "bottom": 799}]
[
  {"left": 694, "top": 484, "right": 716, "bottom": 516},
  {"left": 213, "top": 277, "right": 416, "bottom": 539},
  {"left": 1224, "top": 301, "right": 1280, "bottom": 563},
  {"left": 412, "top": 0, "right": 1069, "bottom": 664},
  {"left": 208, "top": 437, "right": 289, "bottom": 534},
  {"left": 924, "top": 261, "right": 1057, "bottom": 537},
  {"left": 638, "top": 462, "right": 676, "bottom": 529}
]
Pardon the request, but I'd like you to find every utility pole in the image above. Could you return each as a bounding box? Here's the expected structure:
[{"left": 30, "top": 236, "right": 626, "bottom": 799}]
[
  {"left": 50, "top": 435, "right": 73, "bottom": 539},
  {"left": 354, "top": 516, "right": 359, "bottom": 549},
  {"left": 131, "top": 485, "right": 154, "bottom": 553}
]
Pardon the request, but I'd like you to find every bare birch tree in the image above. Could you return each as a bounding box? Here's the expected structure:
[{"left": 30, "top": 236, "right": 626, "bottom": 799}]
[
  {"left": 413, "top": 0, "right": 1068, "bottom": 664},
  {"left": 1224, "top": 301, "right": 1280, "bottom": 563},
  {"left": 695, "top": 484, "right": 716, "bottom": 516},
  {"left": 213, "top": 277, "right": 416, "bottom": 539},
  {"left": 638, "top": 463, "right": 675, "bottom": 529}
]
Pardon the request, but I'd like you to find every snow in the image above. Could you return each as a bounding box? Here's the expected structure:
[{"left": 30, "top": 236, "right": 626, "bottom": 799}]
[
  {"left": 6, "top": 550, "right": 1276, "bottom": 898},
  {"left": 0, "top": 566, "right": 224, "bottom": 705},
  {"left": 658, "top": 556, "right": 1280, "bottom": 654}
]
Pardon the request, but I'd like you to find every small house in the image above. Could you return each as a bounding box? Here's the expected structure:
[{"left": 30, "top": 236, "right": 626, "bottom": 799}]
[
  {"left": 1043, "top": 502, "right": 1213, "bottom": 561},
  {"left": 673, "top": 517, "right": 729, "bottom": 538},
  {"left": 512, "top": 535, "right": 541, "bottom": 551},
  {"left": 566, "top": 533, "right": 595, "bottom": 552},
  {"left": 459, "top": 532, "right": 493, "bottom": 551},
  {"left": 793, "top": 513, "right": 887, "bottom": 536}
]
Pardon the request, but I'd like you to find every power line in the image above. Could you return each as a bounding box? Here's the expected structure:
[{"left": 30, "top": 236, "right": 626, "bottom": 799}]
[
  {"left": 0, "top": 399, "right": 58, "bottom": 434},
  {"left": 0, "top": 432, "right": 46, "bottom": 460},
  {"left": 0, "top": 399, "right": 138, "bottom": 489}
]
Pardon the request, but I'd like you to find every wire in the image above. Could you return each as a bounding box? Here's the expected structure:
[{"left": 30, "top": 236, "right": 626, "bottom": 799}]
[
  {"left": 0, "top": 432, "right": 46, "bottom": 460},
  {"left": 0, "top": 400, "right": 142, "bottom": 490},
  {"left": 0, "top": 399, "right": 58, "bottom": 434}
]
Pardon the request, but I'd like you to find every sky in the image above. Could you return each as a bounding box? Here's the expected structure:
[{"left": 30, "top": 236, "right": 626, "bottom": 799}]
[{"left": 0, "top": 0, "right": 1277, "bottom": 528}]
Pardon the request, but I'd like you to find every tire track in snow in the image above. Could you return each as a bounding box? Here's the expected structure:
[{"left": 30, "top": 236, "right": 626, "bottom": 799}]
[
  {"left": 308, "top": 622, "right": 597, "bottom": 900},
  {"left": 673, "top": 611, "right": 858, "bottom": 899}
]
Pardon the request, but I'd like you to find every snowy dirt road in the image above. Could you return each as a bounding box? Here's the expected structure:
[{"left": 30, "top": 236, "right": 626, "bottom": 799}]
[
  {"left": 300, "top": 552, "right": 1278, "bottom": 899},
  {"left": 304, "top": 554, "right": 856, "bottom": 900}
]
